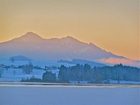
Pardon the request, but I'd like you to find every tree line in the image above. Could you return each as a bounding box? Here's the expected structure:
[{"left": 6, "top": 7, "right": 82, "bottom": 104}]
[{"left": 22, "top": 64, "right": 140, "bottom": 84}]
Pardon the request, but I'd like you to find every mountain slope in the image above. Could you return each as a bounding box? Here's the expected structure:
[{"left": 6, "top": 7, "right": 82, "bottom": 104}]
[
  {"left": 58, "top": 59, "right": 106, "bottom": 67},
  {"left": 0, "top": 32, "right": 139, "bottom": 67}
]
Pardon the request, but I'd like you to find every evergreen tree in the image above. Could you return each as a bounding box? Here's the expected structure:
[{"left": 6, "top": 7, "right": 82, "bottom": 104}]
[{"left": 42, "top": 71, "right": 56, "bottom": 82}]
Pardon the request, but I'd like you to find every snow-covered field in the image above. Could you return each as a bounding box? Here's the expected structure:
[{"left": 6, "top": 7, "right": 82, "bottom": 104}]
[
  {"left": 0, "top": 68, "right": 46, "bottom": 81},
  {"left": 0, "top": 85, "right": 139, "bottom": 105}
]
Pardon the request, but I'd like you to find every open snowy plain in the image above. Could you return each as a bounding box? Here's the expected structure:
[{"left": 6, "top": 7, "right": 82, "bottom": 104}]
[{"left": 0, "top": 84, "right": 139, "bottom": 105}]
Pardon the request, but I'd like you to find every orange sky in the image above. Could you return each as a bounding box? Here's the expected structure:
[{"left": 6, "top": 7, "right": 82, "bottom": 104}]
[{"left": 0, "top": 0, "right": 139, "bottom": 60}]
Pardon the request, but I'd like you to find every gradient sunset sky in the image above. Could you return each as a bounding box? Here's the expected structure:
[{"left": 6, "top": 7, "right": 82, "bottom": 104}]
[{"left": 0, "top": 0, "right": 139, "bottom": 60}]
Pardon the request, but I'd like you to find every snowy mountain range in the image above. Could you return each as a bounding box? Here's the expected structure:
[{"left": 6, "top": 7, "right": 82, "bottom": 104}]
[{"left": 0, "top": 32, "right": 139, "bottom": 67}]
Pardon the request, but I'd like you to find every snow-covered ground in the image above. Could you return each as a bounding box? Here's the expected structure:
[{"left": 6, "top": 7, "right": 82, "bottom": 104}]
[
  {"left": 0, "top": 85, "right": 139, "bottom": 105},
  {"left": 0, "top": 68, "right": 45, "bottom": 81}
]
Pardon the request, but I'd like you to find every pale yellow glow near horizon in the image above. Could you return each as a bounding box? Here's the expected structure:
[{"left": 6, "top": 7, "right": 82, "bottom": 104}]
[{"left": 0, "top": 0, "right": 139, "bottom": 60}]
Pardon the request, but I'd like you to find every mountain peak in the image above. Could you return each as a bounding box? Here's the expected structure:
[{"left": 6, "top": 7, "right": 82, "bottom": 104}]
[
  {"left": 65, "top": 36, "right": 75, "bottom": 39},
  {"left": 14, "top": 32, "right": 44, "bottom": 42},
  {"left": 10, "top": 32, "right": 43, "bottom": 43},
  {"left": 62, "top": 36, "right": 76, "bottom": 40},
  {"left": 22, "top": 32, "right": 42, "bottom": 39},
  {"left": 61, "top": 36, "right": 80, "bottom": 42}
]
